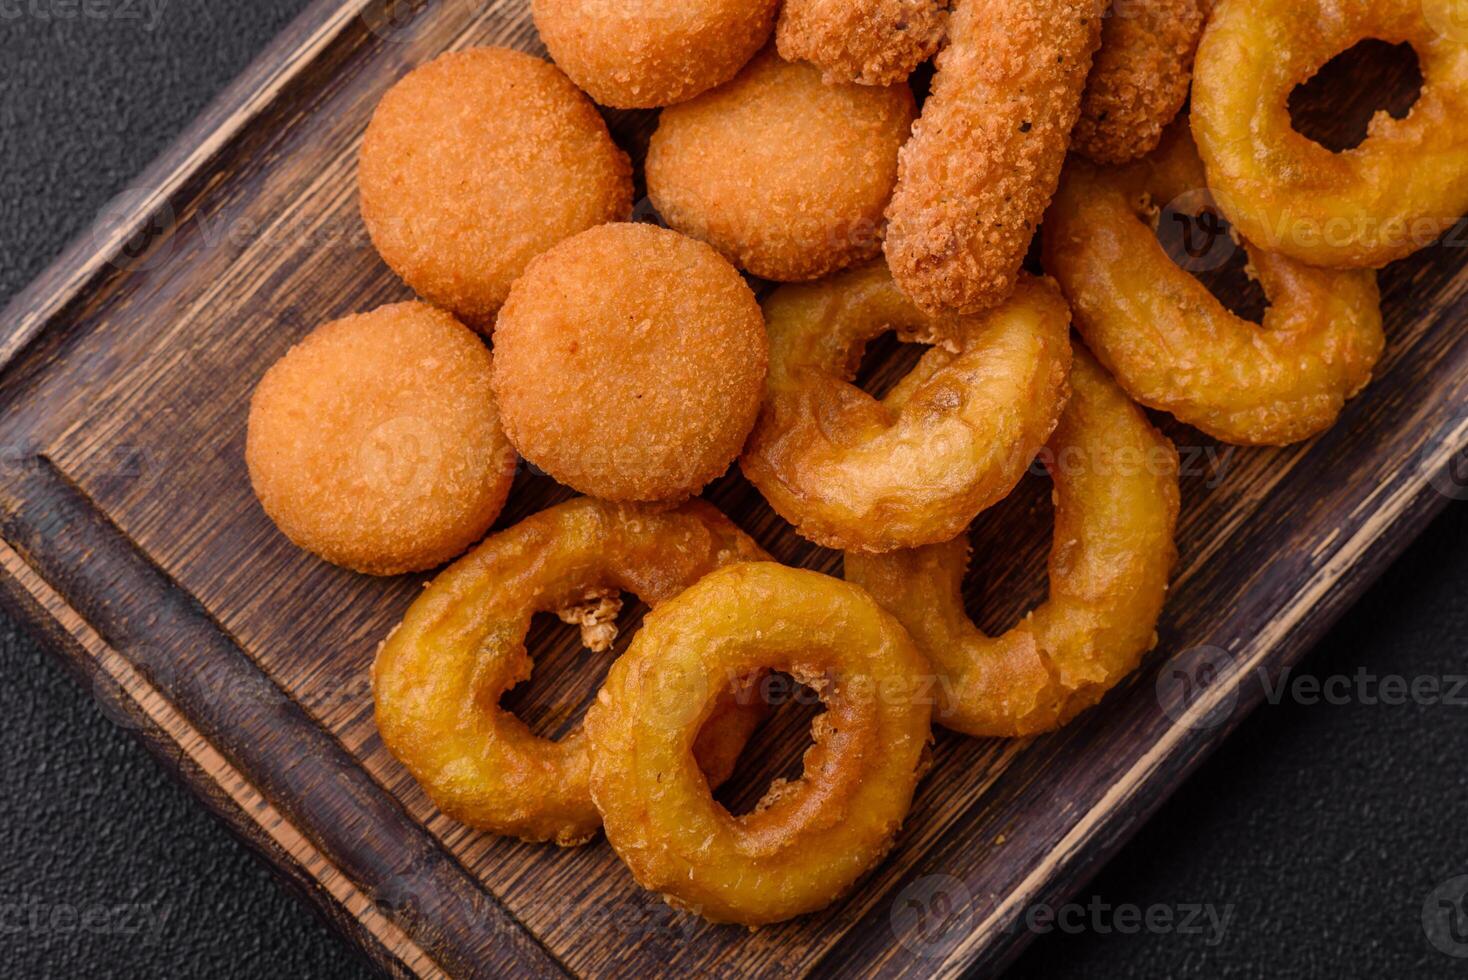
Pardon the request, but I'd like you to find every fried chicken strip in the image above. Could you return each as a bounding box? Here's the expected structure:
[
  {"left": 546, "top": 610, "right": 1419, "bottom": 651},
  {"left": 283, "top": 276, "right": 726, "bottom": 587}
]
[
  {"left": 885, "top": 0, "right": 1104, "bottom": 317},
  {"left": 776, "top": 0, "right": 950, "bottom": 86},
  {"left": 1072, "top": 0, "right": 1205, "bottom": 164}
]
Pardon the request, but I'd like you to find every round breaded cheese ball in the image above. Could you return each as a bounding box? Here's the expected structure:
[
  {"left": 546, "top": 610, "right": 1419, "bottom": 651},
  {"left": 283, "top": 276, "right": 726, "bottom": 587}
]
[
  {"left": 246, "top": 302, "right": 518, "bottom": 576},
  {"left": 647, "top": 48, "right": 916, "bottom": 282},
  {"left": 491, "top": 223, "right": 768, "bottom": 504},
  {"left": 359, "top": 47, "right": 633, "bottom": 329},
  {"left": 532, "top": 0, "right": 779, "bottom": 109}
]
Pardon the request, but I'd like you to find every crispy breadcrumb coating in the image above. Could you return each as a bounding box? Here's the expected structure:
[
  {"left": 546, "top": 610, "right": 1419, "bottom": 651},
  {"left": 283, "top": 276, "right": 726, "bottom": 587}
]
[
  {"left": 776, "top": 0, "right": 950, "bottom": 86},
  {"left": 1072, "top": 0, "right": 1204, "bottom": 164},
  {"left": 246, "top": 302, "right": 518, "bottom": 576},
  {"left": 359, "top": 48, "right": 632, "bottom": 329},
  {"left": 647, "top": 49, "right": 916, "bottom": 282},
  {"left": 885, "top": 0, "right": 1105, "bottom": 316},
  {"left": 532, "top": 0, "right": 779, "bottom": 108},
  {"left": 491, "top": 224, "right": 767, "bottom": 504}
]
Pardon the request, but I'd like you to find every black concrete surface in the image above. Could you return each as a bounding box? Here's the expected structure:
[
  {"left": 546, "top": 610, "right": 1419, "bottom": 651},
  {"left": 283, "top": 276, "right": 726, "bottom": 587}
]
[{"left": 1, "top": 4, "right": 1465, "bottom": 977}]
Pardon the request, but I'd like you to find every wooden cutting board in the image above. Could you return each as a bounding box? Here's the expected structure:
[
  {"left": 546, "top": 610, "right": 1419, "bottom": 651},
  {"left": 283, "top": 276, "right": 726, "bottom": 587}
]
[{"left": 1, "top": 1, "right": 1463, "bottom": 976}]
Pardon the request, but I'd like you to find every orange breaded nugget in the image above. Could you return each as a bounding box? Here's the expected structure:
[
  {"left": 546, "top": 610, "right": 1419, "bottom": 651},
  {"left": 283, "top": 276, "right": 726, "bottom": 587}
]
[
  {"left": 532, "top": 0, "right": 779, "bottom": 109},
  {"left": 1072, "top": 0, "right": 1204, "bottom": 165},
  {"left": 885, "top": 0, "right": 1105, "bottom": 316},
  {"left": 359, "top": 48, "right": 632, "bottom": 329},
  {"left": 246, "top": 302, "right": 518, "bottom": 576},
  {"left": 491, "top": 224, "right": 768, "bottom": 504},
  {"left": 777, "top": 0, "right": 949, "bottom": 86},
  {"left": 647, "top": 49, "right": 916, "bottom": 282}
]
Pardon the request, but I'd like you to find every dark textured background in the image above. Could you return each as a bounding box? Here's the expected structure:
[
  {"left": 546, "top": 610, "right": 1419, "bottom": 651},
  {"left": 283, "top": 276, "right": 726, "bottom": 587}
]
[{"left": 2, "top": 3, "right": 1465, "bottom": 977}]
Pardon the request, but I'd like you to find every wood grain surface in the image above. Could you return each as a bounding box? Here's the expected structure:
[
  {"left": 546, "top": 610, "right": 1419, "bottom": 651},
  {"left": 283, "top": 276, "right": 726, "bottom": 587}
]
[{"left": 1, "top": 1, "right": 1465, "bottom": 977}]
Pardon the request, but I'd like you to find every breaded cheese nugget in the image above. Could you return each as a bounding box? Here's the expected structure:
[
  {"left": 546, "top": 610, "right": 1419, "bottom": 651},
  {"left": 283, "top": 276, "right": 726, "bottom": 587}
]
[
  {"left": 777, "top": 0, "right": 950, "bottom": 86},
  {"left": 1072, "top": 0, "right": 1204, "bottom": 165},
  {"left": 885, "top": 0, "right": 1105, "bottom": 316},
  {"left": 647, "top": 49, "right": 916, "bottom": 282},
  {"left": 532, "top": 0, "right": 779, "bottom": 109},
  {"left": 491, "top": 224, "right": 768, "bottom": 504},
  {"left": 246, "top": 303, "right": 518, "bottom": 576},
  {"left": 359, "top": 48, "right": 632, "bottom": 329}
]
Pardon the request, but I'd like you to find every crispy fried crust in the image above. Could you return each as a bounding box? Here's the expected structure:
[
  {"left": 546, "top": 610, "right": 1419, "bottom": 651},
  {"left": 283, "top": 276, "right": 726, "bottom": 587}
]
[
  {"left": 371, "top": 498, "right": 771, "bottom": 846},
  {"left": 245, "top": 302, "right": 517, "bottom": 576},
  {"left": 647, "top": 49, "right": 916, "bottom": 282},
  {"left": 532, "top": 0, "right": 779, "bottom": 108},
  {"left": 885, "top": 0, "right": 1106, "bottom": 316},
  {"left": 1072, "top": 0, "right": 1204, "bottom": 164},
  {"left": 585, "top": 563, "right": 933, "bottom": 925},
  {"left": 491, "top": 223, "right": 768, "bottom": 504},
  {"left": 1045, "top": 124, "right": 1384, "bottom": 445},
  {"left": 776, "top": 0, "right": 950, "bottom": 86},
  {"left": 1193, "top": 0, "right": 1468, "bottom": 268},
  {"left": 847, "top": 352, "right": 1179, "bottom": 738},
  {"left": 740, "top": 263, "right": 1073, "bottom": 553},
  {"left": 358, "top": 48, "right": 632, "bottom": 328}
]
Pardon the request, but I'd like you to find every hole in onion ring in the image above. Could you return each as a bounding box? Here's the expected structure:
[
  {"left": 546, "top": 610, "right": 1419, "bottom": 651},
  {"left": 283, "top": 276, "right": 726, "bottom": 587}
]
[
  {"left": 710, "top": 672, "right": 823, "bottom": 818},
  {"left": 1288, "top": 40, "right": 1423, "bottom": 152},
  {"left": 506, "top": 603, "right": 772, "bottom": 766},
  {"left": 1153, "top": 202, "right": 1268, "bottom": 324},
  {"left": 956, "top": 468, "right": 1054, "bottom": 635},
  {"left": 852, "top": 330, "right": 929, "bottom": 400},
  {"left": 500, "top": 601, "right": 648, "bottom": 739}
]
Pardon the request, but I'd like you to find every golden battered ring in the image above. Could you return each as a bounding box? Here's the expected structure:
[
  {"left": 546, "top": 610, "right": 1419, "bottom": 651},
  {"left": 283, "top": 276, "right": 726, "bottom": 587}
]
[
  {"left": 585, "top": 562, "right": 933, "bottom": 926},
  {"left": 1192, "top": 0, "right": 1468, "bottom": 268},
  {"left": 1044, "top": 124, "right": 1384, "bottom": 446},
  {"left": 371, "top": 497, "right": 769, "bottom": 846},
  {"left": 847, "top": 352, "right": 1179, "bottom": 738},
  {"left": 740, "top": 262, "right": 1073, "bottom": 553}
]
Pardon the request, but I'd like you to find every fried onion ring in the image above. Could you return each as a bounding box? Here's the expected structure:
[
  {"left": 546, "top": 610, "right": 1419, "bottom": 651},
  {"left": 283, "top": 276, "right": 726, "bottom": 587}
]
[
  {"left": 1192, "top": 0, "right": 1468, "bottom": 268},
  {"left": 775, "top": 0, "right": 950, "bottom": 86},
  {"left": 585, "top": 562, "right": 933, "bottom": 925},
  {"left": 846, "top": 351, "right": 1179, "bottom": 738},
  {"left": 1044, "top": 124, "right": 1385, "bottom": 445},
  {"left": 371, "top": 497, "right": 769, "bottom": 846},
  {"left": 885, "top": 0, "right": 1105, "bottom": 316},
  {"left": 741, "top": 262, "right": 1073, "bottom": 553},
  {"left": 1072, "top": 0, "right": 1204, "bottom": 165}
]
